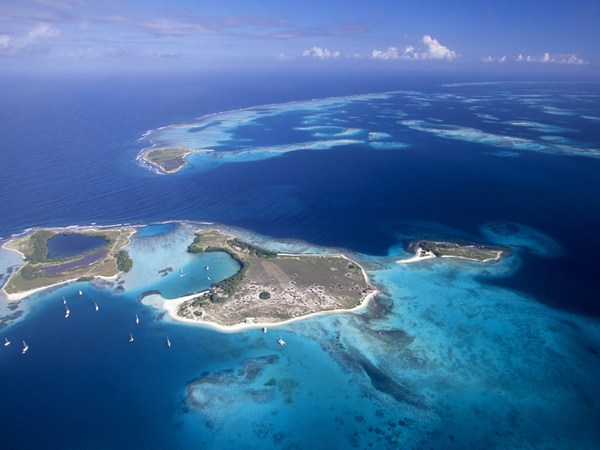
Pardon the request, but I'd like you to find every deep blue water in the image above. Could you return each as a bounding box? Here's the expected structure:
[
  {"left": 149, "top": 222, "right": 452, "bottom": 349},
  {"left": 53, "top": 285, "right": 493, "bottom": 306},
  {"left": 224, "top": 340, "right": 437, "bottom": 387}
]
[
  {"left": 1, "top": 73, "right": 599, "bottom": 448},
  {"left": 46, "top": 233, "right": 108, "bottom": 260},
  {"left": 2, "top": 75, "right": 598, "bottom": 314}
]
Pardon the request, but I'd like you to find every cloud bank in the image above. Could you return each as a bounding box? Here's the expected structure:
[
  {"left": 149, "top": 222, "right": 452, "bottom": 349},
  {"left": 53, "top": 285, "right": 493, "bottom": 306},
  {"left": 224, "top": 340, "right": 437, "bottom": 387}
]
[
  {"left": 0, "top": 23, "right": 60, "bottom": 56},
  {"left": 302, "top": 46, "right": 340, "bottom": 59},
  {"left": 481, "top": 55, "right": 507, "bottom": 63},
  {"left": 516, "top": 52, "right": 585, "bottom": 65},
  {"left": 371, "top": 35, "right": 457, "bottom": 61}
]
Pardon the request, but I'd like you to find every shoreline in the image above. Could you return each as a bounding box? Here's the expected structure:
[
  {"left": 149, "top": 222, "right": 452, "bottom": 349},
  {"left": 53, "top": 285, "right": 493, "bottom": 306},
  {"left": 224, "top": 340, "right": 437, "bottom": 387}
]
[
  {"left": 397, "top": 242, "right": 504, "bottom": 265},
  {"left": 440, "top": 252, "right": 503, "bottom": 263},
  {"left": 139, "top": 148, "right": 198, "bottom": 175},
  {"left": 152, "top": 288, "right": 378, "bottom": 333},
  {"left": 153, "top": 250, "right": 378, "bottom": 332},
  {"left": 1, "top": 273, "right": 121, "bottom": 302},
  {"left": 136, "top": 90, "right": 399, "bottom": 175},
  {"left": 2, "top": 221, "right": 379, "bottom": 331},
  {"left": 1, "top": 225, "right": 137, "bottom": 301},
  {"left": 397, "top": 247, "right": 436, "bottom": 264}
]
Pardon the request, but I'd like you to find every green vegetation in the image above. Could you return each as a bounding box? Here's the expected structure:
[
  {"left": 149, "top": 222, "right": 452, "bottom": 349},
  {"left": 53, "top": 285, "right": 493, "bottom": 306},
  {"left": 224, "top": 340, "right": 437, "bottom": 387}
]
[
  {"left": 3, "top": 227, "right": 135, "bottom": 296},
  {"left": 143, "top": 147, "right": 194, "bottom": 173},
  {"left": 20, "top": 264, "right": 40, "bottom": 281},
  {"left": 175, "top": 228, "right": 374, "bottom": 326},
  {"left": 215, "top": 261, "right": 247, "bottom": 296},
  {"left": 229, "top": 238, "right": 277, "bottom": 258},
  {"left": 419, "top": 241, "right": 443, "bottom": 257},
  {"left": 187, "top": 232, "right": 203, "bottom": 253},
  {"left": 188, "top": 295, "right": 210, "bottom": 309},
  {"left": 203, "top": 245, "right": 237, "bottom": 259},
  {"left": 116, "top": 250, "right": 133, "bottom": 272},
  {"left": 347, "top": 263, "right": 360, "bottom": 274},
  {"left": 26, "top": 230, "right": 53, "bottom": 263},
  {"left": 418, "top": 240, "right": 504, "bottom": 262},
  {"left": 23, "top": 231, "right": 111, "bottom": 265}
]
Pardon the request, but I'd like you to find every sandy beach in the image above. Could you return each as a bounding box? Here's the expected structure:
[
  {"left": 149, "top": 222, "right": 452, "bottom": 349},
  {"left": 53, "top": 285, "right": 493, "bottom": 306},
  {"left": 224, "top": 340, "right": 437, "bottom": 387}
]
[
  {"left": 149, "top": 288, "right": 378, "bottom": 333},
  {"left": 397, "top": 245, "right": 504, "bottom": 264},
  {"left": 397, "top": 247, "right": 436, "bottom": 264},
  {"left": 139, "top": 147, "right": 200, "bottom": 174},
  {"left": 1, "top": 225, "right": 136, "bottom": 301}
]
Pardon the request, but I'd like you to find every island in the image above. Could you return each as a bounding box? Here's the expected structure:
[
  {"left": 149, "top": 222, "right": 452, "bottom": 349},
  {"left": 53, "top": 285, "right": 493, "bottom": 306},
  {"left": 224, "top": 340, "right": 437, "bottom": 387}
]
[
  {"left": 140, "top": 147, "right": 199, "bottom": 174},
  {"left": 1, "top": 226, "right": 135, "bottom": 299},
  {"left": 1, "top": 223, "right": 376, "bottom": 328},
  {"left": 398, "top": 240, "right": 506, "bottom": 264},
  {"left": 172, "top": 228, "right": 376, "bottom": 327}
]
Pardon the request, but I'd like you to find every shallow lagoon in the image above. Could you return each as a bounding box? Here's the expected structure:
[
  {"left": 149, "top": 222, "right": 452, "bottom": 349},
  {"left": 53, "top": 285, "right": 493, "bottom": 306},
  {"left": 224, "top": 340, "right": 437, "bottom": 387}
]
[
  {"left": 1, "top": 78, "right": 599, "bottom": 448},
  {"left": 2, "top": 221, "right": 599, "bottom": 449},
  {"left": 46, "top": 233, "right": 108, "bottom": 260}
]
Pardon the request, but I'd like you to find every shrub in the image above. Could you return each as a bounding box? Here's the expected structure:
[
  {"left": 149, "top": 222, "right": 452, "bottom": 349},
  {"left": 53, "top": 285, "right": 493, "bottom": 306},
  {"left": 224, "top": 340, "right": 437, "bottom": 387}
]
[{"left": 116, "top": 250, "right": 133, "bottom": 272}]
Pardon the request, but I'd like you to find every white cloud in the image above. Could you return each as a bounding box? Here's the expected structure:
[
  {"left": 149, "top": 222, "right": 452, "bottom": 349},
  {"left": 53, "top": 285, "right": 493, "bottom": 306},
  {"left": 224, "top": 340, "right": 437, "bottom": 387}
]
[
  {"left": 420, "top": 34, "right": 457, "bottom": 60},
  {"left": 0, "top": 22, "right": 60, "bottom": 56},
  {"left": 302, "top": 46, "right": 340, "bottom": 59},
  {"left": 370, "top": 47, "right": 398, "bottom": 60},
  {"left": 28, "top": 23, "right": 61, "bottom": 40},
  {"left": 371, "top": 35, "right": 457, "bottom": 61},
  {"left": 516, "top": 52, "right": 585, "bottom": 65},
  {"left": 0, "top": 35, "right": 12, "bottom": 49},
  {"left": 481, "top": 55, "right": 507, "bottom": 63}
]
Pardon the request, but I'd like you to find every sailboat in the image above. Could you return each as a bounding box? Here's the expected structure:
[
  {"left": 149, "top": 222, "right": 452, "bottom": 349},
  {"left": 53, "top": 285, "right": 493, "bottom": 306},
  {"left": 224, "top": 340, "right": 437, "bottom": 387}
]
[
  {"left": 78, "top": 290, "right": 83, "bottom": 296},
  {"left": 206, "top": 276, "right": 211, "bottom": 281},
  {"left": 277, "top": 338, "right": 286, "bottom": 346},
  {"left": 62, "top": 296, "right": 67, "bottom": 305},
  {"left": 129, "top": 332, "right": 134, "bottom": 343},
  {"left": 22, "top": 341, "right": 29, "bottom": 354},
  {"left": 262, "top": 327, "right": 268, "bottom": 333},
  {"left": 166, "top": 337, "right": 171, "bottom": 348},
  {"left": 179, "top": 269, "right": 186, "bottom": 277},
  {"left": 205, "top": 265, "right": 209, "bottom": 271},
  {"left": 4, "top": 337, "right": 10, "bottom": 347},
  {"left": 135, "top": 314, "right": 140, "bottom": 325},
  {"left": 65, "top": 307, "right": 70, "bottom": 318},
  {"left": 94, "top": 302, "right": 99, "bottom": 312}
]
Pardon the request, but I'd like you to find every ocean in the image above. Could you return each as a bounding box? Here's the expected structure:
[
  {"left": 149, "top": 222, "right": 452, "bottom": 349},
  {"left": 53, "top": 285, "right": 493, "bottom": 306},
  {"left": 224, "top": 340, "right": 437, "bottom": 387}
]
[{"left": 0, "top": 72, "right": 599, "bottom": 449}]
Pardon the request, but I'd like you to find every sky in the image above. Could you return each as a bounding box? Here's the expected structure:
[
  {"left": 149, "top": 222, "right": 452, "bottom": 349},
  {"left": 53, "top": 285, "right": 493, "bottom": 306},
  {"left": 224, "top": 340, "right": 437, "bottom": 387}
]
[{"left": 1, "top": 0, "right": 599, "bottom": 74}]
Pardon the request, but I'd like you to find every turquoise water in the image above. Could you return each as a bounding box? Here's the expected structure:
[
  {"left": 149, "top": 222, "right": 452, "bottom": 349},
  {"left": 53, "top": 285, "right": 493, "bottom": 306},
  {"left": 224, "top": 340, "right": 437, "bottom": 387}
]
[
  {"left": 3, "top": 221, "right": 598, "bottom": 448},
  {"left": 136, "top": 222, "right": 178, "bottom": 238},
  {"left": 1, "top": 77, "right": 599, "bottom": 448},
  {"left": 120, "top": 224, "right": 240, "bottom": 299}
]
